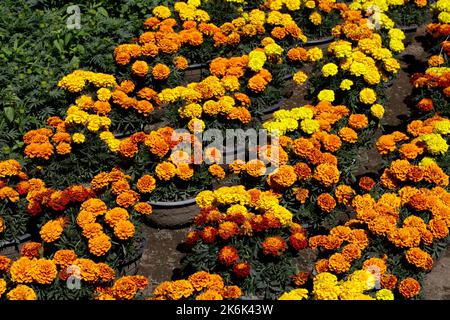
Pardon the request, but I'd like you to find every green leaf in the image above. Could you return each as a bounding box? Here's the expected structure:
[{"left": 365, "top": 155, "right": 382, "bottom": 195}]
[
  {"left": 4, "top": 106, "right": 14, "bottom": 122},
  {"left": 97, "top": 7, "right": 108, "bottom": 17}
]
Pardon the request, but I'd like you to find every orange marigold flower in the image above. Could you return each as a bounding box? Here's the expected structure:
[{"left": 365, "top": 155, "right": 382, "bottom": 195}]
[
  {"left": 20, "top": 242, "right": 42, "bottom": 259},
  {"left": 359, "top": 176, "right": 376, "bottom": 192},
  {"left": 114, "top": 220, "right": 135, "bottom": 240},
  {"left": 7, "top": 285, "right": 37, "bottom": 300},
  {"left": 10, "top": 257, "right": 35, "bottom": 283},
  {"left": 222, "top": 285, "right": 242, "bottom": 299},
  {"left": 105, "top": 207, "right": 129, "bottom": 227},
  {"left": 342, "top": 243, "right": 362, "bottom": 261},
  {"left": 208, "top": 164, "right": 225, "bottom": 180},
  {"left": 188, "top": 271, "right": 211, "bottom": 291},
  {"left": 315, "top": 259, "right": 330, "bottom": 273},
  {"left": 338, "top": 127, "right": 358, "bottom": 143},
  {"left": 218, "top": 221, "right": 239, "bottom": 240},
  {"left": 112, "top": 276, "right": 139, "bottom": 300},
  {"left": 232, "top": 262, "right": 251, "bottom": 279},
  {"left": 381, "top": 274, "right": 398, "bottom": 290},
  {"left": 218, "top": 246, "right": 239, "bottom": 267},
  {"left": 293, "top": 187, "right": 309, "bottom": 204},
  {"left": 119, "top": 139, "right": 139, "bottom": 158},
  {"left": 398, "top": 278, "right": 421, "bottom": 299},
  {"left": 131, "top": 60, "right": 149, "bottom": 77},
  {"left": 405, "top": 248, "right": 433, "bottom": 270},
  {"left": 136, "top": 175, "right": 156, "bottom": 194},
  {"left": 328, "top": 253, "right": 351, "bottom": 274},
  {"left": 88, "top": 233, "right": 112, "bottom": 257},
  {"left": 289, "top": 232, "right": 308, "bottom": 250},
  {"left": 262, "top": 236, "right": 287, "bottom": 257},
  {"left": 317, "top": 193, "right": 336, "bottom": 213},
  {"left": 152, "top": 63, "right": 171, "bottom": 80},
  {"left": 40, "top": 219, "right": 64, "bottom": 243},
  {"left": 134, "top": 202, "right": 153, "bottom": 215},
  {"left": 313, "top": 163, "right": 340, "bottom": 187},
  {"left": 116, "top": 190, "right": 140, "bottom": 208},
  {"left": 32, "top": 259, "right": 57, "bottom": 284},
  {"left": 363, "top": 257, "right": 387, "bottom": 275},
  {"left": 53, "top": 249, "right": 77, "bottom": 269},
  {"left": 155, "top": 161, "right": 177, "bottom": 181},
  {"left": 348, "top": 114, "right": 368, "bottom": 130}
]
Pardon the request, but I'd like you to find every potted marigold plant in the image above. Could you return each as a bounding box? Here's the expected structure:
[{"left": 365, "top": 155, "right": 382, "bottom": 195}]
[
  {"left": 0, "top": 159, "right": 34, "bottom": 259},
  {"left": 28, "top": 168, "right": 149, "bottom": 276},
  {"left": 180, "top": 185, "right": 311, "bottom": 299}
]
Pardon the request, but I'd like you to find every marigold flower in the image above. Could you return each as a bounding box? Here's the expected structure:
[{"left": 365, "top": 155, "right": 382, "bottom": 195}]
[
  {"left": 20, "top": 242, "right": 42, "bottom": 259},
  {"left": 53, "top": 250, "right": 77, "bottom": 269},
  {"left": 218, "top": 246, "right": 239, "bottom": 267},
  {"left": 114, "top": 220, "right": 135, "bottom": 240},
  {"left": 136, "top": 175, "right": 156, "bottom": 194},
  {"left": 314, "top": 163, "right": 340, "bottom": 187},
  {"left": 32, "top": 259, "right": 57, "bottom": 285},
  {"left": 7, "top": 285, "right": 37, "bottom": 300},
  {"left": 40, "top": 219, "right": 64, "bottom": 243},
  {"left": 132, "top": 60, "right": 149, "bottom": 77},
  {"left": 317, "top": 193, "right": 336, "bottom": 213},
  {"left": 88, "top": 233, "right": 112, "bottom": 256},
  {"left": 398, "top": 278, "right": 421, "bottom": 299},
  {"left": 134, "top": 202, "right": 153, "bottom": 215},
  {"left": 405, "top": 248, "right": 433, "bottom": 270},
  {"left": 262, "top": 236, "right": 287, "bottom": 257}
]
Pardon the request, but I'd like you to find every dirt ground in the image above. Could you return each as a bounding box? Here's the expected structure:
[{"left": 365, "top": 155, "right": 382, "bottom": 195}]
[{"left": 136, "top": 25, "right": 450, "bottom": 299}]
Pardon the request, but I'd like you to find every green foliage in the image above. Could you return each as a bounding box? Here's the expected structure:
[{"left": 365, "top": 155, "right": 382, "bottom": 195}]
[{"left": 0, "top": 0, "right": 159, "bottom": 155}]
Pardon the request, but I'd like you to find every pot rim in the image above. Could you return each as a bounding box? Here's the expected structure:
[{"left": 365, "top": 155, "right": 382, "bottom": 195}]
[
  {"left": 0, "top": 233, "right": 32, "bottom": 247},
  {"left": 148, "top": 197, "right": 198, "bottom": 207},
  {"left": 304, "top": 35, "right": 334, "bottom": 46}
]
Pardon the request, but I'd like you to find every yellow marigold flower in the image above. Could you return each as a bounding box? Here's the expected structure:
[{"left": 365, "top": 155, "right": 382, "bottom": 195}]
[
  {"left": 248, "top": 50, "right": 267, "bottom": 71},
  {"left": 293, "top": 71, "right": 308, "bottom": 85},
  {"left": 308, "top": 47, "right": 323, "bottom": 62},
  {"left": 72, "top": 133, "right": 85, "bottom": 144},
  {"left": 196, "top": 190, "right": 216, "bottom": 208},
  {"left": 322, "top": 63, "right": 338, "bottom": 77},
  {"left": 264, "top": 43, "right": 284, "bottom": 56},
  {"left": 340, "top": 79, "right": 354, "bottom": 90},
  {"left": 279, "top": 288, "right": 308, "bottom": 300},
  {"left": 317, "top": 89, "right": 335, "bottom": 102},
  {"left": 359, "top": 88, "right": 377, "bottom": 104},
  {"left": 421, "top": 133, "right": 449, "bottom": 155},
  {"left": 152, "top": 5, "right": 171, "bottom": 19},
  {"left": 300, "top": 119, "right": 320, "bottom": 134},
  {"left": 376, "top": 289, "right": 394, "bottom": 300},
  {"left": 371, "top": 104, "right": 385, "bottom": 119},
  {"left": 0, "top": 278, "right": 6, "bottom": 297},
  {"left": 188, "top": 118, "right": 205, "bottom": 133},
  {"left": 97, "top": 88, "right": 112, "bottom": 101},
  {"left": 309, "top": 12, "right": 322, "bottom": 25}
]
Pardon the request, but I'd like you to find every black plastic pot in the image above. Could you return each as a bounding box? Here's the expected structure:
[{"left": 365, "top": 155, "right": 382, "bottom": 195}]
[
  {"left": 117, "top": 235, "right": 148, "bottom": 276},
  {"left": 399, "top": 24, "right": 418, "bottom": 33},
  {"left": 184, "top": 63, "right": 209, "bottom": 84},
  {"left": 304, "top": 36, "right": 334, "bottom": 47},
  {"left": 145, "top": 198, "right": 200, "bottom": 229},
  {"left": 0, "top": 234, "right": 32, "bottom": 259}
]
